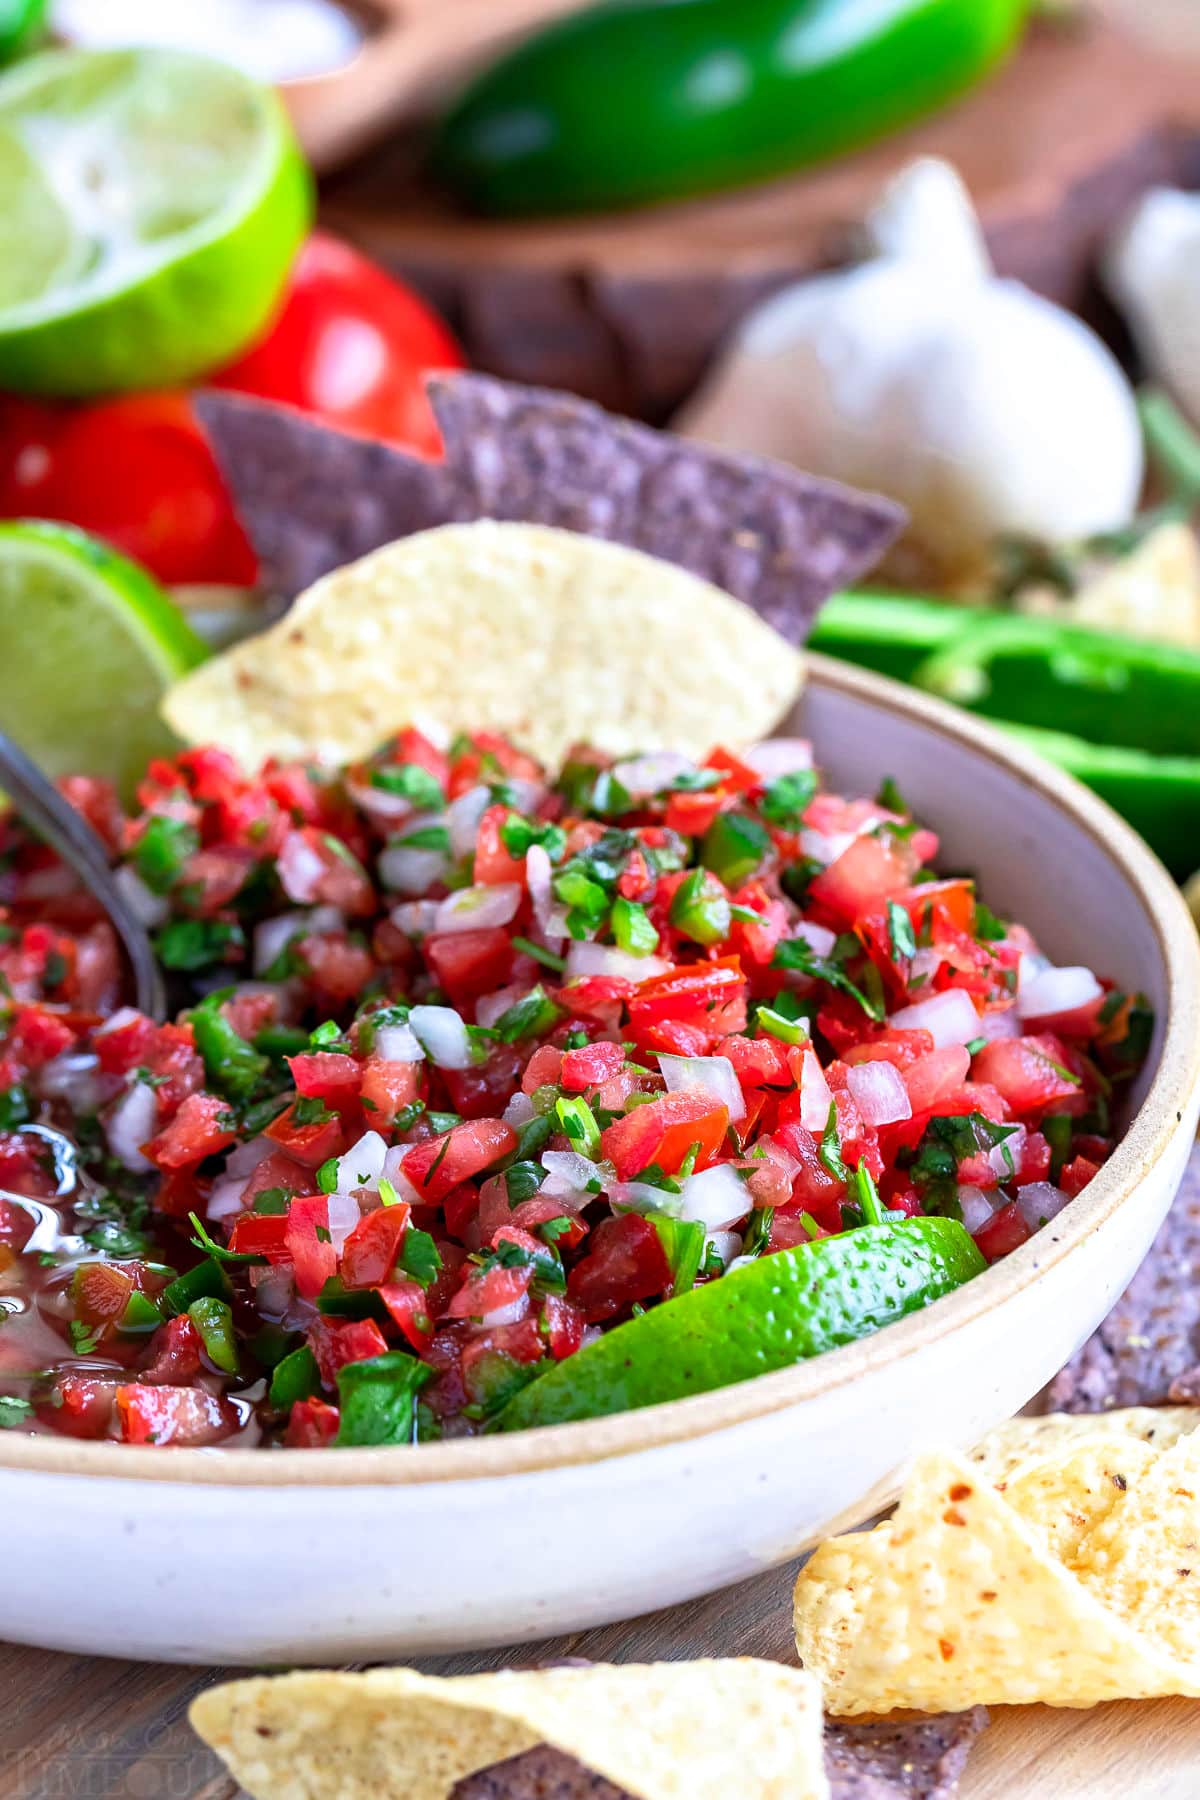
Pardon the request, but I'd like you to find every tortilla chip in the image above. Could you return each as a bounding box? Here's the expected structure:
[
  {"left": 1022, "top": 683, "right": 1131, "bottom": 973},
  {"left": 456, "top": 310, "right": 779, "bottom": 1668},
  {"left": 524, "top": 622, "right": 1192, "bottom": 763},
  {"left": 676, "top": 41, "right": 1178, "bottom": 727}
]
[
  {"left": 189, "top": 1659, "right": 830, "bottom": 1800},
  {"left": 1047, "top": 1144, "right": 1200, "bottom": 1411},
  {"left": 194, "top": 376, "right": 903, "bottom": 642},
  {"left": 162, "top": 520, "right": 806, "bottom": 769},
  {"left": 1070, "top": 1431, "right": 1200, "bottom": 1664},
  {"left": 793, "top": 1449, "right": 1189, "bottom": 1714},
  {"left": 822, "top": 1708, "right": 989, "bottom": 1800},
  {"left": 967, "top": 1407, "right": 1199, "bottom": 1487},
  {"left": 999, "top": 1437, "right": 1160, "bottom": 1565},
  {"left": 1017, "top": 523, "right": 1200, "bottom": 648}
]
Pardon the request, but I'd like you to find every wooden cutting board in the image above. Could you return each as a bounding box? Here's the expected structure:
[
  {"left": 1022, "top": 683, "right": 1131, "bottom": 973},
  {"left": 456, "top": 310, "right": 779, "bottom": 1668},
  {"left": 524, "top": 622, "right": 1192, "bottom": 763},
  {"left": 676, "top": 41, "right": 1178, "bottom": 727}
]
[
  {"left": 319, "top": 4, "right": 1200, "bottom": 419},
  {"left": 5, "top": 1575, "right": 1200, "bottom": 1798}
]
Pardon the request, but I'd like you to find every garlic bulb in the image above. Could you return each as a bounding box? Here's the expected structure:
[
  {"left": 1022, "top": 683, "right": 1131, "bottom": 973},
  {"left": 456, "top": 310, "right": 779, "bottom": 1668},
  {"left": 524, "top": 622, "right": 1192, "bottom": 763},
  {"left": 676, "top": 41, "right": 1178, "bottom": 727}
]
[
  {"left": 1105, "top": 188, "right": 1200, "bottom": 430},
  {"left": 678, "top": 158, "right": 1143, "bottom": 581}
]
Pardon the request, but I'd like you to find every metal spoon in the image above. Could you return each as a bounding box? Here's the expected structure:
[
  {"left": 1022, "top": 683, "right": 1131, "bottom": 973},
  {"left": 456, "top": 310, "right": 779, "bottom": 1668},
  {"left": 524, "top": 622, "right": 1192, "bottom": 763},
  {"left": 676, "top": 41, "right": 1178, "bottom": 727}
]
[{"left": 0, "top": 730, "right": 166, "bottom": 1022}]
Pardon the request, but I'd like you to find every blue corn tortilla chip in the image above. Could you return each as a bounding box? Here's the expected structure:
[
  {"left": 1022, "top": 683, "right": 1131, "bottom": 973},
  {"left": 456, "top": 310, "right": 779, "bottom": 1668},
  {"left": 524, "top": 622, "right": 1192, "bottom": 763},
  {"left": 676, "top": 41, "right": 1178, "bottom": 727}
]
[{"left": 194, "top": 374, "right": 903, "bottom": 641}]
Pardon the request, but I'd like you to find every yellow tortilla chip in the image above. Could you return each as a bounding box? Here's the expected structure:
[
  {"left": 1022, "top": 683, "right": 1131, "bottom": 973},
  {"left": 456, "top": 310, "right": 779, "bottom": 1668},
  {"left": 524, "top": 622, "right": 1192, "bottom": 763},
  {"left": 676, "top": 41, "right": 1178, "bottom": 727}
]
[
  {"left": 1001, "top": 1437, "right": 1160, "bottom": 1566},
  {"left": 163, "top": 522, "right": 806, "bottom": 770},
  {"left": 1070, "top": 1432, "right": 1200, "bottom": 1664},
  {"left": 189, "top": 1659, "right": 829, "bottom": 1800},
  {"left": 794, "top": 1449, "right": 1190, "bottom": 1714},
  {"left": 967, "top": 1407, "right": 1199, "bottom": 1487}
]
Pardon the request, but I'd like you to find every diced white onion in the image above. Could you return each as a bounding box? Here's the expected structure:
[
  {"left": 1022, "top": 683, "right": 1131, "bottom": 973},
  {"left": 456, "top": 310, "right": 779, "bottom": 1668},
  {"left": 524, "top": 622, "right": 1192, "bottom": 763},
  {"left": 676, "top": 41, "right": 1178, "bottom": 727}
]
[
  {"left": 326, "top": 1188, "right": 361, "bottom": 1254},
  {"left": 677, "top": 1162, "right": 753, "bottom": 1231},
  {"left": 889, "top": 987, "right": 980, "bottom": 1048},
  {"left": 958, "top": 1185, "right": 997, "bottom": 1234},
  {"left": 798, "top": 1048, "right": 835, "bottom": 1131},
  {"left": 1017, "top": 965, "right": 1103, "bottom": 1022},
  {"left": 381, "top": 1144, "right": 421, "bottom": 1205},
  {"left": 784, "top": 920, "right": 838, "bottom": 962},
  {"left": 409, "top": 1004, "right": 473, "bottom": 1070},
  {"left": 390, "top": 900, "right": 439, "bottom": 938},
  {"left": 113, "top": 865, "right": 170, "bottom": 928},
  {"left": 610, "top": 751, "right": 698, "bottom": 797},
  {"left": 1017, "top": 949, "right": 1052, "bottom": 991},
  {"left": 37, "top": 1051, "right": 114, "bottom": 1116},
  {"left": 525, "top": 843, "right": 569, "bottom": 940},
  {"left": 93, "top": 1005, "right": 141, "bottom": 1038},
  {"left": 609, "top": 1178, "right": 684, "bottom": 1214},
  {"left": 277, "top": 831, "right": 327, "bottom": 903},
  {"left": 565, "top": 942, "right": 672, "bottom": 983},
  {"left": 1016, "top": 1181, "right": 1071, "bottom": 1230},
  {"left": 799, "top": 828, "right": 856, "bottom": 866},
  {"left": 475, "top": 984, "right": 529, "bottom": 1030},
  {"left": 907, "top": 947, "right": 943, "bottom": 987},
  {"left": 307, "top": 905, "right": 345, "bottom": 936},
  {"left": 987, "top": 1123, "right": 1025, "bottom": 1180},
  {"left": 448, "top": 785, "right": 492, "bottom": 857},
  {"left": 345, "top": 778, "right": 429, "bottom": 828},
  {"left": 540, "top": 1150, "right": 605, "bottom": 1208},
  {"left": 657, "top": 1052, "right": 745, "bottom": 1122},
  {"left": 503, "top": 1090, "right": 537, "bottom": 1128},
  {"left": 104, "top": 1080, "right": 157, "bottom": 1172},
  {"left": 335, "top": 1131, "right": 388, "bottom": 1195},
  {"left": 206, "top": 1175, "right": 249, "bottom": 1222},
  {"left": 225, "top": 1136, "right": 275, "bottom": 1179},
  {"left": 373, "top": 1023, "right": 425, "bottom": 1063},
  {"left": 978, "top": 1004, "right": 1019, "bottom": 1042},
  {"left": 704, "top": 1229, "right": 743, "bottom": 1270},
  {"left": 378, "top": 844, "right": 449, "bottom": 895},
  {"left": 479, "top": 1297, "right": 529, "bottom": 1328},
  {"left": 846, "top": 1060, "right": 912, "bottom": 1126},
  {"left": 743, "top": 738, "right": 813, "bottom": 781},
  {"left": 434, "top": 882, "right": 522, "bottom": 935}
]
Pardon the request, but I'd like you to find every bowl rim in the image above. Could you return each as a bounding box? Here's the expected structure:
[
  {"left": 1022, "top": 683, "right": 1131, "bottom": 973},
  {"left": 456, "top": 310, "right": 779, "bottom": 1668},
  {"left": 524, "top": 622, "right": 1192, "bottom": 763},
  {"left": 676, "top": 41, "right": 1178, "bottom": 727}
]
[{"left": 4, "top": 653, "right": 1198, "bottom": 1488}]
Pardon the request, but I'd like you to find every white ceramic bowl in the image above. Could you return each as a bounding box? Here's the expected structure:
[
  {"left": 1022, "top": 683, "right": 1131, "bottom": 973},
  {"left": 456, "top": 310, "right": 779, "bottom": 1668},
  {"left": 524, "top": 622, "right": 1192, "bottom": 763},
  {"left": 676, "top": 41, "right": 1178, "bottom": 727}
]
[{"left": 4, "top": 657, "right": 1199, "bottom": 1664}]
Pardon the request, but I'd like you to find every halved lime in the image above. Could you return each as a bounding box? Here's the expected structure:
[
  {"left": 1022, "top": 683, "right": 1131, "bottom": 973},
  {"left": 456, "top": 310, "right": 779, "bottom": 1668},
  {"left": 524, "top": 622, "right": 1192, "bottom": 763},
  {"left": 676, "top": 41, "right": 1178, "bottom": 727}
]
[
  {"left": 0, "top": 47, "right": 311, "bottom": 393},
  {"left": 0, "top": 521, "right": 208, "bottom": 797},
  {"left": 497, "top": 1218, "right": 985, "bottom": 1432}
]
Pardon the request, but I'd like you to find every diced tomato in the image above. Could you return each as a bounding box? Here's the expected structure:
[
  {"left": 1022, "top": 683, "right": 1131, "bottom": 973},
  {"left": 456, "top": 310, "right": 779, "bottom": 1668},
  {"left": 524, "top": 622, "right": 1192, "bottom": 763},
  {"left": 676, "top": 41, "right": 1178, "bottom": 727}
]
[
  {"left": 116, "top": 1383, "right": 239, "bottom": 1446},
  {"left": 774, "top": 1119, "right": 846, "bottom": 1232},
  {"left": 1060, "top": 1154, "right": 1102, "bottom": 1198},
  {"left": 41, "top": 1375, "right": 116, "bottom": 1439},
  {"left": 11, "top": 1005, "right": 76, "bottom": 1067},
  {"left": 299, "top": 933, "right": 376, "bottom": 1004},
  {"left": 278, "top": 827, "right": 375, "bottom": 915},
  {"left": 142, "top": 1092, "right": 237, "bottom": 1169},
  {"left": 441, "top": 1043, "right": 524, "bottom": 1120},
  {"left": 240, "top": 1149, "right": 314, "bottom": 1208},
  {"left": 973, "top": 1201, "right": 1032, "bottom": 1264},
  {"left": 287, "top": 1051, "right": 363, "bottom": 1106},
  {"left": 447, "top": 1259, "right": 533, "bottom": 1321},
  {"left": 809, "top": 835, "right": 911, "bottom": 926},
  {"left": 379, "top": 1278, "right": 434, "bottom": 1352},
  {"left": 340, "top": 1204, "right": 411, "bottom": 1288},
  {"left": 307, "top": 1316, "right": 389, "bottom": 1387},
  {"left": 556, "top": 975, "right": 635, "bottom": 1028},
  {"left": 473, "top": 805, "right": 528, "bottom": 885},
  {"left": 285, "top": 1396, "right": 340, "bottom": 1447},
  {"left": 93, "top": 1010, "right": 158, "bottom": 1074},
  {"left": 600, "top": 1091, "right": 729, "bottom": 1181},
  {"left": 626, "top": 957, "right": 747, "bottom": 1052},
  {"left": 390, "top": 726, "right": 450, "bottom": 791},
  {"left": 264, "top": 1101, "right": 347, "bottom": 1168},
  {"left": 766, "top": 1212, "right": 819, "bottom": 1253},
  {"left": 153, "top": 1166, "right": 210, "bottom": 1220},
  {"left": 843, "top": 1029, "right": 935, "bottom": 1071},
  {"left": 722, "top": 1033, "right": 792, "bottom": 1093},
  {"left": 522, "top": 1042, "right": 565, "bottom": 1095},
  {"left": 1017, "top": 1130, "right": 1052, "bottom": 1185},
  {"left": 425, "top": 928, "right": 513, "bottom": 1003},
  {"left": 71, "top": 1261, "right": 136, "bottom": 1334},
  {"left": 728, "top": 885, "right": 789, "bottom": 972},
  {"left": 402, "top": 1118, "right": 517, "bottom": 1204},
  {"left": 139, "top": 1315, "right": 204, "bottom": 1386},
  {"left": 560, "top": 1040, "right": 624, "bottom": 1091},
  {"left": 896, "top": 878, "right": 976, "bottom": 938},
  {"left": 358, "top": 1055, "right": 422, "bottom": 1128},
  {"left": 664, "top": 788, "right": 725, "bottom": 837},
  {"left": 285, "top": 1194, "right": 337, "bottom": 1299},
  {"left": 228, "top": 1211, "right": 291, "bottom": 1260},
  {"left": 970, "top": 1035, "right": 1085, "bottom": 1116},
  {"left": 567, "top": 1214, "right": 672, "bottom": 1323},
  {"left": 541, "top": 1291, "right": 586, "bottom": 1360},
  {"left": 0, "top": 1197, "right": 35, "bottom": 1250},
  {"left": 903, "top": 1045, "right": 973, "bottom": 1116}
]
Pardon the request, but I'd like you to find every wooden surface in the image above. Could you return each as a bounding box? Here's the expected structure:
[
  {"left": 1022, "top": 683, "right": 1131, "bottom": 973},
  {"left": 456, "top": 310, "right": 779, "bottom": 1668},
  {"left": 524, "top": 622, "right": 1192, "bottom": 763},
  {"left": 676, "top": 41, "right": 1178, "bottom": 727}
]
[
  {"left": 6, "top": 1561, "right": 1200, "bottom": 1798},
  {"left": 321, "top": 6, "right": 1200, "bottom": 418}
]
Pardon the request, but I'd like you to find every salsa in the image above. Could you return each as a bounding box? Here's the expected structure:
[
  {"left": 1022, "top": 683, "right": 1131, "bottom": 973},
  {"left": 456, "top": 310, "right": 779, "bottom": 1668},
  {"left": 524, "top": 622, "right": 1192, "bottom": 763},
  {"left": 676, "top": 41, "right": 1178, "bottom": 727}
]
[{"left": 0, "top": 730, "right": 1150, "bottom": 1447}]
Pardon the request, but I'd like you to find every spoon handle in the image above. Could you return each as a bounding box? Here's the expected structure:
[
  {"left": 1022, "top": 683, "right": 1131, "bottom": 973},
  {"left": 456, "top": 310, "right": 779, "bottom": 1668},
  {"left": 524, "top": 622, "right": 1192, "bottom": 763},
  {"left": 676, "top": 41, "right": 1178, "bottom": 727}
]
[{"left": 0, "top": 732, "right": 166, "bottom": 1023}]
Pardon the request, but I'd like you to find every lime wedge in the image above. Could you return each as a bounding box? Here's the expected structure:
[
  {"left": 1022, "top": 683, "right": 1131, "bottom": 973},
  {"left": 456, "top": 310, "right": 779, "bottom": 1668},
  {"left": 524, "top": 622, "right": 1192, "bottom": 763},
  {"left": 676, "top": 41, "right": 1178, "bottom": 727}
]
[
  {"left": 0, "top": 521, "right": 208, "bottom": 797},
  {"left": 497, "top": 1218, "right": 985, "bottom": 1432},
  {"left": 0, "top": 47, "right": 311, "bottom": 393}
]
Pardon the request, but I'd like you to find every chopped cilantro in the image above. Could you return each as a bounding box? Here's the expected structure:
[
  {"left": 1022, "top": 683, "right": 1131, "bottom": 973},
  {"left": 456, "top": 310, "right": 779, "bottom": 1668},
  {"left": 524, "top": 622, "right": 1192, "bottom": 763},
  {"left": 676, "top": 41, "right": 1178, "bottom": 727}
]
[
  {"left": 500, "top": 814, "right": 567, "bottom": 862},
  {"left": 650, "top": 1212, "right": 706, "bottom": 1296},
  {"left": 510, "top": 935, "right": 567, "bottom": 973},
  {"left": 772, "top": 936, "right": 885, "bottom": 1022},
  {"left": 886, "top": 900, "right": 917, "bottom": 963},
  {"left": 761, "top": 768, "right": 818, "bottom": 829},
  {"left": 974, "top": 901, "right": 1008, "bottom": 943},
  {"left": 494, "top": 985, "right": 563, "bottom": 1044},
  {"left": 335, "top": 1351, "right": 433, "bottom": 1447},
  {"left": 0, "top": 1395, "right": 34, "bottom": 1428},
  {"left": 397, "top": 1227, "right": 443, "bottom": 1288},
  {"left": 370, "top": 762, "right": 443, "bottom": 810},
  {"left": 132, "top": 815, "right": 199, "bottom": 895},
  {"left": 503, "top": 1160, "right": 543, "bottom": 1205},
  {"left": 875, "top": 776, "right": 908, "bottom": 815},
  {"left": 555, "top": 1095, "right": 601, "bottom": 1160},
  {"left": 741, "top": 1207, "right": 774, "bottom": 1258},
  {"left": 154, "top": 917, "right": 244, "bottom": 971},
  {"left": 819, "top": 1100, "right": 848, "bottom": 1182}
]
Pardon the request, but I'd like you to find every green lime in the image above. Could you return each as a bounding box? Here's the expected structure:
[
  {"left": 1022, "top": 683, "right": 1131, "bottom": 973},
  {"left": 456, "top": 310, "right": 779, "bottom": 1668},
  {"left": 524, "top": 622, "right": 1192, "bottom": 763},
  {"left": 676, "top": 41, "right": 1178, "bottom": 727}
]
[
  {"left": 498, "top": 1218, "right": 985, "bottom": 1432},
  {"left": 0, "top": 0, "right": 45, "bottom": 65},
  {"left": 0, "top": 521, "right": 208, "bottom": 797},
  {"left": 0, "top": 47, "right": 312, "bottom": 393}
]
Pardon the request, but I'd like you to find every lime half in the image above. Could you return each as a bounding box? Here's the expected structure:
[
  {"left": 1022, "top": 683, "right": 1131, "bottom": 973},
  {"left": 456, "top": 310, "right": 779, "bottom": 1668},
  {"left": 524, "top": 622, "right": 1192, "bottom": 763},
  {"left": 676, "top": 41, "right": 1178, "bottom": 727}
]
[
  {"left": 0, "top": 521, "right": 208, "bottom": 797},
  {"left": 0, "top": 47, "right": 311, "bottom": 393},
  {"left": 498, "top": 1217, "right": 985, "bottom": 1432}
]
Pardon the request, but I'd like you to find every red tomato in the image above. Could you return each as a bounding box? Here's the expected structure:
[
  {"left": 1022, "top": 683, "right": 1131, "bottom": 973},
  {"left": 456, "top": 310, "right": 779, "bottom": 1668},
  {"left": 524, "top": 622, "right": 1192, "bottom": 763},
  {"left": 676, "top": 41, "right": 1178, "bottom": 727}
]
[
  {"left": 379, "top": 1278, "right": 435, "bottom": 1352},
  {"left": 140, "top": 1315, "right": 204, "bottom": 1386},
  {"left": 425, "top": 928, "right": 514, "bottom": 1003},
  {"left": 567, "top": 1214, "right": 672, "bottom": 1323},
  {"left": 116, "top": 1383, "right": 238, "bottom": 1446},
  {"left": 358, "top": 1055, "right": 422, "bottom": 1128},
  {"left": 843, "top": 1029, "right": 935, "bottom": 1071},
  {"left": 264, "top": 1100, "right": 347, "bottom": 1168},
  {"left": 626, "top": 957, "right": 747, "bottom": 1052},
  {"left": 287, "top": 1050, "right": 363, "bottom": 1106},
  {"left": 212, "top": 232, "right": 463, "bottom": 455},
  {"left": 560, "top": 1040, "right": 624, "bottom": 1091},
  {"left": 473, "top": 805, "right": 527, "bottom": 886},
  {"left": 143, "top": 1092, "right": 237, "bottom": 1170},
  {"left": 0, "top": 391, "right": 257, "bottom": 585},
  {"left": 540, "top": 1291, "right": 586, "bottom": 1360},
  {"left": 902, "top": 1045, "right": 973, "bottom": 1116},
  {"left": 970, "top": 1035, "right": 1085, "bottom": 1116},
  {"left": 227, "top": 1212, "right": 290, "bottom": 1260},
  {"left": 1060, "top": 1153, "right": 1102, "bottom": 1198},
  {"left": 285, "top": 1396, "right": 340, "bottom": 1447},
  {"left": 447, "top": 1259, "right": 532, "bottom": 1321},
  {"left": 340, "top": 1204, "right": 411, "bottom": 1289},
  {"left": 600, "top": 1091, "right": 729, "bottom": 1181},
  {"left": 42, "top": 1375, "right": 116, "bottom": 1439},
  {"left": 809, "top": 835, "right": 911, "bottom": 926},
  {"left": 285, "top": 1194, "right": 337, "bottom": 1299},
  {"left": 973, "top": 1201, "right": 1032, "bottom": 1264},
  {"left": 402, "top": 1118, "right": 517, "bottom": 1204},
  {"left": 308, "top": 1316, "right": 389, "bottom": 1387}
]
